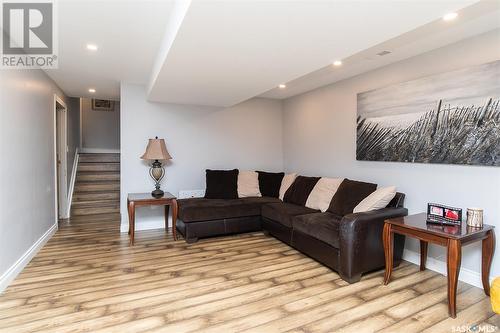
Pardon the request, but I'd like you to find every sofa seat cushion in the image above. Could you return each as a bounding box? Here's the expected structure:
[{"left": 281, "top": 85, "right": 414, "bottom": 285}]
[
  {"left": 261, "top": 202, "right": 318, "bottom": 227},
  {"left": 292, "top": 212, "right": 342, "bottom": 248},
  {"left": 178, "top": 197, "right": 280, "bottom": 223}
]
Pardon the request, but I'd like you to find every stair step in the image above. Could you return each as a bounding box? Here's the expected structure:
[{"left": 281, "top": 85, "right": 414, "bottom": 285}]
[
  {"left": 73, "top": 191, "right": 120, "bottom": 202},
  {"left": 77, "top": 172, "right": 120, "bottom": 182},
  {"left": 79, "top": 153, "right": 120, "bottom": 163},
  {"left": 75, "top": 181, "right": 120, "bottom": 192},
  {"left": 78, "top": 163, "right": 120, "bottom": 172},
  {"left": 72, "top": 205, "right": 120, "bottom": 216},
  {"left": 71, "top": 153, "right": 121, "bottom": 217}
]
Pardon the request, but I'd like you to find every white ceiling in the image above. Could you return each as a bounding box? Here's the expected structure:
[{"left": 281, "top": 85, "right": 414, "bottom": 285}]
[
  {"left": 44, "top": 0, "right": 499, "bottom": 106},
  {"left": 45, "top": 0, "right": 174, "bottom": 100},
  {"left": 147, "top": 0, "right": 480, "bottom": 107},
  {"left": 260, "top": 0, "right": 500, "bottom": 99}
]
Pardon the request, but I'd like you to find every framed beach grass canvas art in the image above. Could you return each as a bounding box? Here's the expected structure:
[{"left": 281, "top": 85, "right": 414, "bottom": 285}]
[{"left": 356, "top": 60, "right": 500, "bottom": 166}]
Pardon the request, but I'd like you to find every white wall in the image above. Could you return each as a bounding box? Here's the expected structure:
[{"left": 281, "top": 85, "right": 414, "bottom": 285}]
[
  {"left": 120, "top": 83, "right": 283, "bottom": 231},
  {"left": 81, "top": 97, "right": 120, "bottom": 152},
  {"left": 66, "top": 97, "right": 80, "bottom": 189},
  {"left": 0, "top": 69, "right": 69, "bottom": 291},
  {"left": 282, "top": 30, "right": 500, "bottom": 285}
]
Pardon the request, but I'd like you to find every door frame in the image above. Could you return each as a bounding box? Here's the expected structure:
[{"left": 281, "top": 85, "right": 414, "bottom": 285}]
[{"left": 53, "top": 94, "right": 69, "bottom": 219}]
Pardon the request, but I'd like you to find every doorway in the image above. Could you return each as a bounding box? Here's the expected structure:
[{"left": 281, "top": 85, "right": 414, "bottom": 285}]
[{"left": 55, "top": 95, "right": 68, "bottom": 219}]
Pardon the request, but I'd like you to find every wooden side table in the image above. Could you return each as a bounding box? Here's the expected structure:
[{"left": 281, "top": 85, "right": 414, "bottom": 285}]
[
  {"left": 127, "top": 192, "right": 178, "bottom": 245},
  {"left": 383, "top": 213, "right": 495, "bottom": 318}
]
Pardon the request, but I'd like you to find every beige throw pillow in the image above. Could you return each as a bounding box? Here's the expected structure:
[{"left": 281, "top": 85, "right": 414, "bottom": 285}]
[
  {"left": 237, "top": 171, "right": 261, "bottom": 198},
  {"left": 353, "top": 186, "right": 397, "bottom": 213},
  {"left": 305, "top": 177, "right": 344, "bottom": 212},
  {"left": 279, "top": 173, "right": 297, "bottom": 200}
]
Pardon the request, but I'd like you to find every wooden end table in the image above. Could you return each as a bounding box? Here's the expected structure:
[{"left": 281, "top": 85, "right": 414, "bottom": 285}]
[
  {"left": 383, "top": 213, "right": 494, "bottom": 318},
  {"left": 127, "top": 192, "right": 178, "bottom": 245}
]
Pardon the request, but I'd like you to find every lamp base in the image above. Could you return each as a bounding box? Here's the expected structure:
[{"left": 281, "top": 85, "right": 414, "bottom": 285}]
[{"left": 151, "top": 189, "right": 164, "bottom": 198}]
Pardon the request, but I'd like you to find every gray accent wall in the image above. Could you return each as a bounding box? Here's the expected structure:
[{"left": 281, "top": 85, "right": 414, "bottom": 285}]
[
  {"left": 81, "top": 98, "right": 120, "bottom": 151},
  {"left": 0, "top": 68, "right": 70, "bottom": 284},
  {"left": 282, "top": 30, "right": 500, "bottom": 280},
  {"left": 120, "top": 83, "right": 284, "bottom": 231}
]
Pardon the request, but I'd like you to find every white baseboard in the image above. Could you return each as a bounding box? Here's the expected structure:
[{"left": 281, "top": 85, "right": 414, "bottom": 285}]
[
  {"left": 65, "top": 149, "right": 79, "bottom": 218},
  {"left": 0, "top": 223, "right": 58, "bottom": 293},
  {"left": 402, "top": 249, "right": 492, "bottom": 289},
  {"left": 80, "top": 148, "right": 120, "bottom": 154}
]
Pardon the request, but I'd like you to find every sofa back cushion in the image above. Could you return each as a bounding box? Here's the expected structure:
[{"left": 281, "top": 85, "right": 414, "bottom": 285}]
[
  {"left": 353, "top": 186, "right": 396, "bottom": 213},
  {"left": 327, "top": 179, "right": 377, "bottom": 216},
  {"left": 283, "top": 176, "right": 321, "bottom": 206},
  {"left": 279, "top": 173, "right": 297, "bottom": 200},
  {"left": 237, "top": 171, "right": 262, "bottom": 198},
  {"left": 205, "top": 169, "right": 239, "bottom": 199},
  {"left": 257, "top": 171, "right": 285, "bottom": 198},
  {"left": 305, "top": 177, "right": 344, "bottom": 212}
]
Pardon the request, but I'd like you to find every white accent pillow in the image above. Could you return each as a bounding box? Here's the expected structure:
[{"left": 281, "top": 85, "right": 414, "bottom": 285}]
[
  {"left": 353, "top": 186, "right": 397, "bottom": 213},
  {"left": 279, "top": 173, "right": 297, "bottom": 200},
  {"left": 237, "top": 171, "right": 261, "bottom": 198},
  {"left": 305, "top": 178, "right": 344, "bottom": 212}
]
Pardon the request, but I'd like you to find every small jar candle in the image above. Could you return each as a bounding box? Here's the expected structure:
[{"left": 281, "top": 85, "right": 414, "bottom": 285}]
[{"left": 466, "top": 208, "right": 483, "bottom": 228}]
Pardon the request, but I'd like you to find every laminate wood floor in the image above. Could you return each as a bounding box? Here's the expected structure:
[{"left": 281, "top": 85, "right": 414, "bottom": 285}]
[{"left": 0, "top": 213, "right": 497, "bottom": 333}]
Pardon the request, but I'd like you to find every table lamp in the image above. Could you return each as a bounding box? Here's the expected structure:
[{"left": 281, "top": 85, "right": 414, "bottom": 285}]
[{"left": 140, "top": 137, "right": 172, "bottom": 198}]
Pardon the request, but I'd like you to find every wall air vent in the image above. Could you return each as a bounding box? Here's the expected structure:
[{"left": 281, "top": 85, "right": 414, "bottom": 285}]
[{"left": 376, "top": 50, "right": 392, "bottom": 56}]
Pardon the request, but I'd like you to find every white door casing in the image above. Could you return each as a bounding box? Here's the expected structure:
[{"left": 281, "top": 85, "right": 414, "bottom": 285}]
[{"left": 54, "top": 95, "right": 68, "bottom": 219}]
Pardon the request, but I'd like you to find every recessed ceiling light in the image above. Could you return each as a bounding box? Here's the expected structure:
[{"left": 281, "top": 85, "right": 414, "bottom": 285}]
[
  {"left": 88, "top": 88, "right": 96, "bottom": 93},
  {"left": 443, "top": 12, "right": 458, "bottom": 21},
  {"left": 333, "top": 60, "right": 342, "bottom": 66},
  {"left": 86, "top": 44, "right": 98, "bottom": 51},
  {"left": 278, "top": 84, "right": 286, "bottom": 89}
]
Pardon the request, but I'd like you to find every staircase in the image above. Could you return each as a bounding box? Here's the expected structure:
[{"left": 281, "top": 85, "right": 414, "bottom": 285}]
[{"left": 71, "top": 153, "right": 120, "bottom": 216}]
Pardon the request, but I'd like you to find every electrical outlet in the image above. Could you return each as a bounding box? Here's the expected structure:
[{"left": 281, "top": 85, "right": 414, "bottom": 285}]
[{"left": 178, "top": 189, "right": 205, "bottom": 199}]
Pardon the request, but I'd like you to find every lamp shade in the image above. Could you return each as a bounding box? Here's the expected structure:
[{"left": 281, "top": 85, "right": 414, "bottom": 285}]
[{"left": 140, "top": 137, "right": 172, "bottom": 160}]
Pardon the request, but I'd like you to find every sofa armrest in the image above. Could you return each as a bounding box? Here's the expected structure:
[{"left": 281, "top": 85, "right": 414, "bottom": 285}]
[{"left": 338, "top": 207, "right": 408, "bottom": 282}]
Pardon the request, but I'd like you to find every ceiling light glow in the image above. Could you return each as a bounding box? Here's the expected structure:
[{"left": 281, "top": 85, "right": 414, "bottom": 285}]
[
  {"left": 86, "top": 44, "right": 98, "bottom": 51},
  {"left": 443, "top": 12, "right": 458, "bottom": 21},
  {"left": 278, "top": 84, "right": 286, "bottom": 89},
  {"left": 333, "top": 60, "right": 342, "bottom": 66},
  {"left": 88, "top": 88, "right": 96, "bottom": 93}
]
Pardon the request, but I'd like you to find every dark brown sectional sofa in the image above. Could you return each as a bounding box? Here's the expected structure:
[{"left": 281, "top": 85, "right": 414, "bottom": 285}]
[
  {"left": 176, "top": 180, "right": 407, "bottom": 283},
  {"left": 261, "top": 193, "right": 406, "bottom": 283},
  {"left": 176, "top": 196, "right": 280, "bottom": 242}
]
